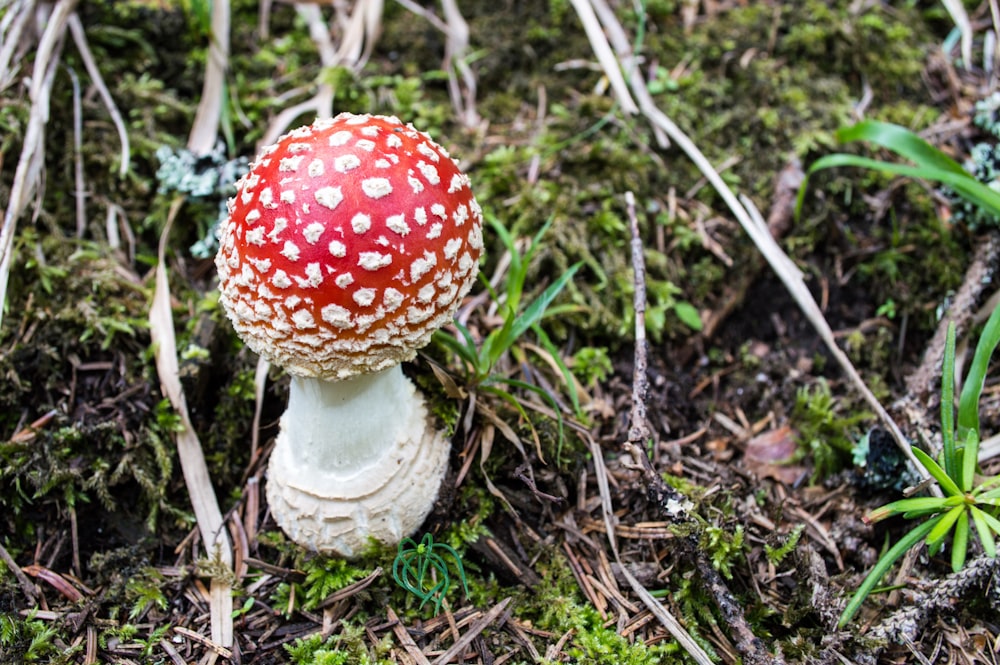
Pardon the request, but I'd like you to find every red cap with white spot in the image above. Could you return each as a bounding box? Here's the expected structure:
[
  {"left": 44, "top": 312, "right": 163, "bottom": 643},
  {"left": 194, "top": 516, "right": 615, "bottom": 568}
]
[{"left": 216, "top": 113, "right": 484, "bottom": 379}]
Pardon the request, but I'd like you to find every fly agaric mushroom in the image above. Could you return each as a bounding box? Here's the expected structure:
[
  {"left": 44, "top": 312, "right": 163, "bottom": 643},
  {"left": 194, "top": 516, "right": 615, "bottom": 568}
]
[{"left": 215, "top": 113, "right": 483, "bottom": 557}]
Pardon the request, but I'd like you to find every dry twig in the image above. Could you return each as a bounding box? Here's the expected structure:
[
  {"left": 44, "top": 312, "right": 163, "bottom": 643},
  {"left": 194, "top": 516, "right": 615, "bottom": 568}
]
[{"left": 621, "top": 191, "right": 784, "bottom": 665}]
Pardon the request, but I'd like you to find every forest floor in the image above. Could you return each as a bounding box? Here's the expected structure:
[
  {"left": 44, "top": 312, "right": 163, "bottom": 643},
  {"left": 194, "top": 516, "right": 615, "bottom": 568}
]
[{"left": 1, "top": 1, "right": 999, "bottom": 663}]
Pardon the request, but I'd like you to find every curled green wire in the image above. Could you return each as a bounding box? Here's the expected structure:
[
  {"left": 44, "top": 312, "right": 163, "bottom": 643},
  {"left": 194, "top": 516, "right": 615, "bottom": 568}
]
[{"left": 392, "top": 533, "right": 470, "bottom": 614}]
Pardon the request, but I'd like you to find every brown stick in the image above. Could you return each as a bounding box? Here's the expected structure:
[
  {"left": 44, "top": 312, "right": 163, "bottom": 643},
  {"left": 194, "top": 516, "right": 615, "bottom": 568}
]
[
  {"left": 624, "top": 192, "right": 785, "bottom": 665},
  {"left": 0, "top": 541, "right": 39, "bottom": 604}
]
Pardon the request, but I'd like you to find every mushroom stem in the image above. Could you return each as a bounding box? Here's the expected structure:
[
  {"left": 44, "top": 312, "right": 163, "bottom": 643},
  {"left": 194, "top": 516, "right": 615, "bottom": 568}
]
[
  {"left": 266, "top": 365, "right": 451, "bottom": 557},
  {"left": 284, "top": 368, "right": 418, "bottom": 473}
]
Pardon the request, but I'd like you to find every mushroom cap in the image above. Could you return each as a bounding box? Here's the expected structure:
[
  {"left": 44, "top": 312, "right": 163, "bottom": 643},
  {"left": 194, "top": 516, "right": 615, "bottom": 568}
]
[{"left": 216, "top": 113, "right": 484, "bottom": 379}]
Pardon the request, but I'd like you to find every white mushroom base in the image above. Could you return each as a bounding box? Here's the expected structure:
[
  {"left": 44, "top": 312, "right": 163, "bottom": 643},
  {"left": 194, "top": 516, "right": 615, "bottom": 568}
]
[{"left": 265, "top": 366, "right": 450, "bottom": 558}]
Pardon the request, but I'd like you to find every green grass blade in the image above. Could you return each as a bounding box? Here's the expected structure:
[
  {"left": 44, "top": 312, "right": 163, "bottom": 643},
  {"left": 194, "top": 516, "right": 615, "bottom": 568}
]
[
  {"left": 834, "top": 120, "right": 967, "bottom": 175},
  {"left": 433, "top": 326, "right": 480, "bottom": 370},
  {"left": 970, "top": 506, "right": 998, "bottom": 558},
  {"left": 839, "top": 517, "right": 939, "bottom": 627},
  {"left": 477, "top": 327, "right": 506, "bottom": 379},
  {"left": 531, "top": 323, "right": 583, "bottom": 419},
  {"left": 486, "top": 214, "right": 525, "bottom": 310},
  {"left": 942, "top": 322, "right": 957, "bottom": 479},
  {"left": 951, "top": 510, "right": 970, "bottom": 572},
  {"left": 798, "top": 155, "right": 1000, "bottom": 220},
  {"left": 524, "top": 216, "right": 555, "bottom": 266},
  {"left": 912, "top": 447, "right": 963, "bottom": 496},
  {"left": 503, "top": 263, "right": 581, "bottom": 346},
  {"left": 958, "top": 301, "right": 1000, "bottom": 439},
  {"left": 848, "top": 156, "right": 998, "bottom": 212}
]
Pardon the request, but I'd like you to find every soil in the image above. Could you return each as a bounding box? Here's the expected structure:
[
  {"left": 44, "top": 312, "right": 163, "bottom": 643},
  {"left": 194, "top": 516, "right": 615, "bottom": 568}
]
[{"left": 1, "top": 1, "right": 999, "bottom": 664}]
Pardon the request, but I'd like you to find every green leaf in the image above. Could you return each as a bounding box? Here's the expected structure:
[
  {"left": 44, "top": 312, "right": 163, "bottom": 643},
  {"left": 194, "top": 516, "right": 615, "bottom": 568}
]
[
  {"left": 961, "top": 429, "right": 980, "bottom": 494},
  {"left": 839, "top": 517, "right": 939, "bottom": 627},
  {"left": 941, "top": 322, "right": 957, "bottom": 479},
  {"left": 970, "top": 506, "right": 997, "bottom": 558},
  {"left": 951, "top": 510, "right": 970, "bottom": 572},
  {"left": 504, "top": 263, "right": 581, "bottom": 345},
  {"left": 926, "top": 505, "right": 964, "bottom": 550},
  {"left": 673, "top": 301, "right": 703, "bottom": 331},
  {"left": 912, "top": 447, "right": 963, "bottom": 497},
  {"left": 972, "top": 505, "right": 1000, "bottom": 534},
  {"left": 871, "top": 496, "right": 945, "bottom": 522},
  {"left": 958, "top": 301, "right": 1000, "bottom": 440}
]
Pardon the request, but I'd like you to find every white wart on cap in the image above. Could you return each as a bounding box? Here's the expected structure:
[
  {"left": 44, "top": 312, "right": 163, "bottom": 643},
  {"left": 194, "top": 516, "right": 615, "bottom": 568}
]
[{"left": 216, "top": 113, "right": 484, "bottom": 380}]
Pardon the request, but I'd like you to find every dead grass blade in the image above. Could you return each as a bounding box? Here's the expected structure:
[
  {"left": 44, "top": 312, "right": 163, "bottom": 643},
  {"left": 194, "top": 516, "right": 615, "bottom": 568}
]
[
  {"left": 0, "top": 0, "right": 75, "bottom": 331},
  {"left": 149, "top": 198, "right": 234, "bottom": 653},
  {"left": 441, "top": 0, "right": 479, "bottom": 127},
  {"left": 566, "top": 0, "right": 638, "bottom": 115},
  {"left": 251, "top": 355, "right": 270, "bottom": 463},
  {"left": 334, "top": 0, "right": 383, "bottom": 71},
  {"left": 67, "top": 13, "right": 130, "bottom": 177},
  {"left": 0, "top": 0, "right": 34, "bottom": 92},
  {"left": 188, "top": 0, "right": 230, "bottom": 155},
  {"left": 260, "top": 0, "right": 382, "bottom": 145},
  {"left": 737, "top": 195, "right": 931, "bottom": 488},
  {"left": 430, "top": 597, "right": 512, "bottom": 665},
  {"left": 941, "top": 0, "right": 973, "bottom": 66},
  {"left": 68, "top": 64, "right": 85, "bottom": 238},
  {"left": 399, "top": 0, "right": 479, "bottom": 127}
]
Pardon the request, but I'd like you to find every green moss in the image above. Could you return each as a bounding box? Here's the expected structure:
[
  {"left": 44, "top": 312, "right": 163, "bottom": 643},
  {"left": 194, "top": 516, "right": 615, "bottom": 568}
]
[
  {"left": 792, "top": 379, "right": 873, "bottom": 481},
  {"left": 520, "top": 550, "right": 683, "bottom": 663},
  {"left": 285, "top": 620, "right": 395, "bottom": 665},
  {"left": 0, "top": 612, "right": 73, "bottom": 664},
  {"left": 270, "top": 552, "right": 372, "bottom": 616}
]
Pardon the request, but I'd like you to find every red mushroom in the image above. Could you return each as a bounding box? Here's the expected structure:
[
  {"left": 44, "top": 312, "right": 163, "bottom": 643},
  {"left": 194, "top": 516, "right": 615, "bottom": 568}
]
[{"left": 215, "top": 113, "right": 483, "bottom": 556}]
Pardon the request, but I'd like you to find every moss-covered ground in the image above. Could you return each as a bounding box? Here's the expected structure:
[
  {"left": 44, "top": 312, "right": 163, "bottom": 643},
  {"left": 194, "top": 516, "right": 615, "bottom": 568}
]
[{"left": 1, "top": 0, "right": 998, "bottom": 663}]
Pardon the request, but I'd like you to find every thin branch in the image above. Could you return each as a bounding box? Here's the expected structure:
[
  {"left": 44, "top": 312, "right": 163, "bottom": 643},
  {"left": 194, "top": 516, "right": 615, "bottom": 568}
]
[
  {"left": 623, "top": 191, "right": 784, "bottom": 665},
  {"left": 874, "top": 554, "right": 1000, "bottom": 643},
  {"left": 0, "top": 540, "right": 39, "bottom": 604},
  {"left": 588, "top": 434, "right": 712, "bottom": 665}
]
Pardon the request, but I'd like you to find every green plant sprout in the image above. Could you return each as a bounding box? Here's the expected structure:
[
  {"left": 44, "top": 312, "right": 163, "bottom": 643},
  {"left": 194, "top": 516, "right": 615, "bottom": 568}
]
[
  {"left": 796, "top": 119, "right": 1000, "bottom": 222},
  {"left": 436, "top": 214, "right": 581, "bottom": 386},
  {"left": 434, "top": 214, "right": 583, "bottom": 457},
  {"left": 840, "top": 305, "right": 1000, "bottom": 627},
  {"left": 392, "top": 533, "right": 470, "bottom": 614}
]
